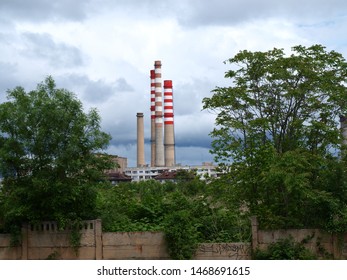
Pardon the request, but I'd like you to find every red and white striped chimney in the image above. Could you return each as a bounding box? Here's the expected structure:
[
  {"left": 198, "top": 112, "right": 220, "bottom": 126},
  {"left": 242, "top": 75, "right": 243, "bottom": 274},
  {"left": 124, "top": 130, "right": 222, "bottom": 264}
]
[
  {"left": 154, "top": 60, "right": 165, "bottom": 167},
  {"left": 150, "top": 69, "right": 156, "bottom": 167},
  {"left": 164, "top": 80, "right": 175, "bottom": 167}
]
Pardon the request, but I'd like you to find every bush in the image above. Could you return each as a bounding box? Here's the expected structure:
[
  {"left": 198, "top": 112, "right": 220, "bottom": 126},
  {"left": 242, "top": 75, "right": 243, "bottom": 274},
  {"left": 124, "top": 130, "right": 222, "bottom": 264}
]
[
  {"left": 163, "top": 210, "right": 200, "bottom": 260},
  {"left": 253, "top": 236, "right": 316, "bottom": 260}
]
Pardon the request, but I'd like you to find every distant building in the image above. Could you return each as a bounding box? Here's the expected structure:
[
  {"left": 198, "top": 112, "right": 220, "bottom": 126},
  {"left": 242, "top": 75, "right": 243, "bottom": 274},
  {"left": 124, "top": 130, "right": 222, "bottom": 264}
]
[
  {"left": 106, "top": 155, "right": 128, "bottom": 173},
  {"left": 103, "top": 155, "right": 131, "bottom": 184},
  {"left": 106, "top": 171, "right": 132, "bottom": 185},
  {"left": 154, "top": 170, "right": 178, "bottom": 183},
  {"left": 124, "top": 162, "right": 219, "bottom": 182},
  {"left": 154, "top": 169, "right": 196, "bottom": 183},
  {"left": 102, "top": 154, "right": 219, "bottom": 183}
]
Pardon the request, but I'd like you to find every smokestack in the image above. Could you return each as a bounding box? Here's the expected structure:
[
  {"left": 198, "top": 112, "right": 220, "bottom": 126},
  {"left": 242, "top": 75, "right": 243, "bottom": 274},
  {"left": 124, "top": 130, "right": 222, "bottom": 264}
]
[
  {"left": 136, "top": 112, "right": 145, "bottom": 167},
  {"left": 154, "top": 60, "right": 165, "bottom": 167},
  {"left": 150, "top": 70, "right": 156, "bottom": 167},
  {"left": 164, "top": 80, "right": 175, "bottom": 167}
]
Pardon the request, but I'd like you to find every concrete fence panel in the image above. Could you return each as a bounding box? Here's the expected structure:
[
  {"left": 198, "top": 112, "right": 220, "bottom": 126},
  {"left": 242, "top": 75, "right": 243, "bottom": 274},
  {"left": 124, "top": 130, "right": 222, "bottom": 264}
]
[
  {"left": 102, "top": 232, "right": 169, "bottom": 260},
  {"left": 195, "top": 243, "right": 251, "bottom": 260},
  {"left": 0, "top": 234, "right": 21, "bottom": 260}
]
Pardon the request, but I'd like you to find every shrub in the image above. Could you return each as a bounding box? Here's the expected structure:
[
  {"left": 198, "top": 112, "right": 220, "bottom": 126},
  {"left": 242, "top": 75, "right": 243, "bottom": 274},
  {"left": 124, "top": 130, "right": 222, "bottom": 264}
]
[{"left": 253, "top": 236, "right": 316, "bottom": 260}]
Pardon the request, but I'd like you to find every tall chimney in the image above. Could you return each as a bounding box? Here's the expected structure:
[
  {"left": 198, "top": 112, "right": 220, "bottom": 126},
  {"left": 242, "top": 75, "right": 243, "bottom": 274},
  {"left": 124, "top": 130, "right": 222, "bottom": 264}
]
[
  {"left": 136, "top": 112, "right": 145, "bottom": 167},
  {"left": 154, "top": 60, "right": 165, "bottom": 167},
  {"left": 150, "top": 70, "right": 156, "bottom": 167},
  {"left": 164, "top": 80, "right": 175, "bottom": 167}
]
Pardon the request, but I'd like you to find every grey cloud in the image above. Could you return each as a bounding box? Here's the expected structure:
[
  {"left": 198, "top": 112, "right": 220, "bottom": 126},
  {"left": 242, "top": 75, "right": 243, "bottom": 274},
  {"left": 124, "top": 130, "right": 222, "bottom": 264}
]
[
  {"left": 57, "top": 74, "right": 134, "bottom": 104},
  {"left": 173, "top": 0, "right": 347, "bottom": 27},
  {"left": 175, "top": 121, "right": 213, "bottom": 149},
  {"left": 21, "top": 32, "right": 85, "bottom": 68},
  {"left": 175, "top": 146, "right": 213, "bottom": 166},
  {"left": 0, "top": 62, "right": 20, "bottom": 102},
  {"left": 109, "top": 133, "right": 136, "bottom": 148},
  {"left": 176, "top": 136, "right": 212, "bottom": 150},
  {"left": 83, "top": 79, "right": 117, "bottom": 103},
  {"left": 174, "top": 78, "right": 214, "bottom": 116},
  {"left": 114, "top": 78, "right": 134, "bottom": 92},
  {"left": 0, "top": 0, "right": 90, "bottom": 22},
  {"left": 2, "top": 0, "right": 346, "bottom": 27},
  {"left": 84, "top": 0, "right": 347, "bottom": 27},
  {"left": 95, "top": 0, "right": 176, "bottom": 17}
]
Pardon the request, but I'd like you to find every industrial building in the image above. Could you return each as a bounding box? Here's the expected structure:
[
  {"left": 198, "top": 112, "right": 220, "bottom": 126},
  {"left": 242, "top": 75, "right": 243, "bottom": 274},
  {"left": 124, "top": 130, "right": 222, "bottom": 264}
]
[{"left": 124, "top": 162, "right": 218, "bottom": 182}]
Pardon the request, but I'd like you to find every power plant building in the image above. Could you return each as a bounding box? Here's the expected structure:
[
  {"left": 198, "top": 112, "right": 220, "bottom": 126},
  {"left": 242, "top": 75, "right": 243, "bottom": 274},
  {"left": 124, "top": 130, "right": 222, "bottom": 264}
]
[{"left": 124, "top": 163, "right": 218, "bottom": 182}]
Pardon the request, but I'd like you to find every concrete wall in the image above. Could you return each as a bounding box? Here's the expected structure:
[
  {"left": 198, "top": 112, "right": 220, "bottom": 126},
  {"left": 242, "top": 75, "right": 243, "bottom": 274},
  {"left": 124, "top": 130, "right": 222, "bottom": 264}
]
[
  {"left": 251, "top": 217, "right": 346, "bottom": 259},
  {"left": 195, "top": 243, "right": 251, "bottom": 260},
  {"left": 103, "top": 232, "right": 169, "bottom": 259},
  {"left": 2, "top": 218, "right": 347, "bottom": 259},
  {"left": 22, "top": 220, "right": 102, "bottom": 260},
  {"left": 0, "top": 220, "right": 251, "bottom": 260},
  {"left": 0, "top": 234, "right": 21, "bottom": 260},
  {"left": 257, "top": 229, "right": 337, "bottom": 257}
]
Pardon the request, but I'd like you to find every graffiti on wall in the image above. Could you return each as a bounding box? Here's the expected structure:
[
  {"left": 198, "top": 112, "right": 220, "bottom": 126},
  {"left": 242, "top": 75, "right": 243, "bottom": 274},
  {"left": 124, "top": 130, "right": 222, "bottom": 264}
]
[{"left": 197, "top": 243, "right": 251, "bottom": 260}]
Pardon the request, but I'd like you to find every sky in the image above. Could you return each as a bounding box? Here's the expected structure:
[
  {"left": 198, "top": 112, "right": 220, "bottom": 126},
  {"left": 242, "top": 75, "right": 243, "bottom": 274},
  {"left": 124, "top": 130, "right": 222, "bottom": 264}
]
[{"left": 0, "top": 0, "right": 346, "bottom": 167}]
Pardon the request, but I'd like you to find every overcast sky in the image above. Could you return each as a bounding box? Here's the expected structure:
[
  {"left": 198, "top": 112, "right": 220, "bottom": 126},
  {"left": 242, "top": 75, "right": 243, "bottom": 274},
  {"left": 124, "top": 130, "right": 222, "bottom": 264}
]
[{"left": 0, "top": 0, "right": 346, "bottom": 167}]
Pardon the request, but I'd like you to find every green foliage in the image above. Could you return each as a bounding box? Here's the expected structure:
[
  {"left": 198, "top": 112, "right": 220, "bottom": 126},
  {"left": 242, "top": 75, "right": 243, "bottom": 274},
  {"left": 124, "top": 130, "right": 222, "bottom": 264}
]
[
  {"left": 69, "top": 219, "right": 83, "bottom": 256},
  {"left": 0, "top": 76, "right": 113, "bottom": 233},
  {"left": 198, "top": 209, "right": 251, "bottom": 243},
  {"left": 253, "top": 236, "right": 316, "bottom": 260},
  {"left": 204, "top": 45, "right": 347, "bottom": 160},
  {"left": 96, "top": 181, "right": 166, "bottom": 232},
  {"left": 164, "top": 209, "right": 200, "bottom": 260},
  {"left": 95, "top": 179, "right": 251, "bottom": 259},
  {"left": 203, "top": 45, "right": 347, "bottom": 231}
]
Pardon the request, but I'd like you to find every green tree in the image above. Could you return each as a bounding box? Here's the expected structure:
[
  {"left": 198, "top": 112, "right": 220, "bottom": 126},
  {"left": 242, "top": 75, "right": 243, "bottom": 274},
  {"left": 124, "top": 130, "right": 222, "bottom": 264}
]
[
  {"left": 0, "top": 76, "right": 113, "bottom": 232},
  {"left": 203, "top": 45, "right": 347, "bottom": 230}
]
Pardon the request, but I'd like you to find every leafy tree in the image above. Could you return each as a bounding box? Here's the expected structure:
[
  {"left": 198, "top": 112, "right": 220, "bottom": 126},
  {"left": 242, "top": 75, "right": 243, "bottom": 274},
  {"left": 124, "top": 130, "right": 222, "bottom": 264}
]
[
  {"left": 203, "top": 45, "right": 347, "bottom": 230},
  {"left": 0, "top": 76, "right": 113, "bottom": 232}
]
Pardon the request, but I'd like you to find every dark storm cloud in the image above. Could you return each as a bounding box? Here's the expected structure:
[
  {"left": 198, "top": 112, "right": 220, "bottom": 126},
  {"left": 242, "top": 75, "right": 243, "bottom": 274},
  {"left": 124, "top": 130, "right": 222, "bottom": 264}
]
[
  {"left": 173, "top": 113, "right": 213, "bottom": 148},
  {"left": 175, "top": 134, "right": 212, "bottom": 150},
  {"left": 0, "top": 0, "right": 90, "bottom": 22},
  {"left": 21, "top": 32, "right": 85, "bottom": 68}
]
